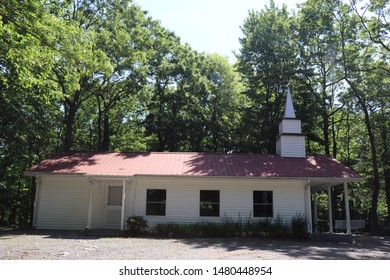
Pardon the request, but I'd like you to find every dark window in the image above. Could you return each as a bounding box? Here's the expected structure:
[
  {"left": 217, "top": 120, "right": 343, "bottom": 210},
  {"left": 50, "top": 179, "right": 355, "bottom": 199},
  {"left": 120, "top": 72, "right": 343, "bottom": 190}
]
[
  {"left": 253, "top": 191, "right": 273, "bottom": 217},
  {"left": 146, "top": 189, "right": 166, "bottom": 216},
  {"left": 200, "top": 190, "right": 220, "bottom": 217}
]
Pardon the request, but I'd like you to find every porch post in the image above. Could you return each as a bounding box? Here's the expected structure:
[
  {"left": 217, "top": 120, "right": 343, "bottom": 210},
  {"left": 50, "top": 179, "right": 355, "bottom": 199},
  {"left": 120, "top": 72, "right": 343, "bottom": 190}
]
[
  {"left": 344, "top": 182, "right": 352, "bottom": 234},
  {"left": 313, "top": 191, "right": 318, "bottom": 233},
  {"left": 327, "top": 186, "right": 333, "bottom": 233},
  {"left": 86, "top": 179, "right": 94, "bottom": 230},
  {"left": 306, "top": 180, "right": 313, "bottom": 234},
  {"left": 120, "top": 179, "right": 126, "bottom": 231}
]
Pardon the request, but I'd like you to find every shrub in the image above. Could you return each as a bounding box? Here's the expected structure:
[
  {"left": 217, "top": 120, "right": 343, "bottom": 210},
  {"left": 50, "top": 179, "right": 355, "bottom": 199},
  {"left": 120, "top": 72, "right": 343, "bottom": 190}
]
[
  {"left": 126, "top": 216, "right": 148, "bottom": 235},
  {"left": 153, "top": 214, "right": 309, "bottom": 239},
  {"left": 291, "top": 213, "right": 308, "bottom": 239},
  {"left": 248, "top": 218, "right": 273, "bottom": 237},
  {"left": 271, "top": 214, "right": 290, "bottom": 238},
  {"left": 154, "top": 223, "right": 189, "bottom": 238}
]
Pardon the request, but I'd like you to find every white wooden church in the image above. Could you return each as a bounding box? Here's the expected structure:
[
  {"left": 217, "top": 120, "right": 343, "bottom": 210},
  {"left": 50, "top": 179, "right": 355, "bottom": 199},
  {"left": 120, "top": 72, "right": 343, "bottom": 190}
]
[{"left": 26, "top": 89, "right": 362, "bottom": 237}]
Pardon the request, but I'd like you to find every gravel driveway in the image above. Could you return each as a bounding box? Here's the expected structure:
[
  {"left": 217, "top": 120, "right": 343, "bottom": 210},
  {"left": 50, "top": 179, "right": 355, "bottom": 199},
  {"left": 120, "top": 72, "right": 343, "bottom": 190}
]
[{"left": 1, "top": 230, "right": 389, "bottom": 260}]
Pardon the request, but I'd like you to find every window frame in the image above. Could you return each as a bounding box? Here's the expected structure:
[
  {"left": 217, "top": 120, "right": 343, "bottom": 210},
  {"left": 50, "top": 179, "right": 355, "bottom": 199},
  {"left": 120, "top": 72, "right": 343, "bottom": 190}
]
[
  {"left": 253, "top": 190, "right": 273, "bottom": 218},
  {"left": 199, "top": 190, "right": 220, "bottom": 217},
  {"left": 146, "top": 189, "right": 166, "bottom": 216}
]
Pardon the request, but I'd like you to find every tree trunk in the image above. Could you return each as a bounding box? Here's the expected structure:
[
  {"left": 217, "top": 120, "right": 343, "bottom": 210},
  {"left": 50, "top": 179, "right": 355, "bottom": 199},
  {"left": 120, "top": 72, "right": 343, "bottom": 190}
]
[
  {"left": 101, "top": 110, "right": 110, "bottom": 151},
  {"left": 63, "top": 106, "right": 76, "bottom": 152},
  {"left": 385, "top": 167, "right": 390, "bottom": 224},
  {"left": 332, "top": 115, "right": 337, "bottom": 158},
  {"left": 29, "top": 177, "right": 36, "bottom": 227},
  {"left": 63, "top": 93, "right": 81, "bottom": 152},
  {"left": 381, "top": 119, "right": 390, "bottom": 224},
  {"left": 359, "top": 99, "right": 381, "bottom": 231},
  {"left": 97, "top": 96, "right": 103, "bottom": 151}
]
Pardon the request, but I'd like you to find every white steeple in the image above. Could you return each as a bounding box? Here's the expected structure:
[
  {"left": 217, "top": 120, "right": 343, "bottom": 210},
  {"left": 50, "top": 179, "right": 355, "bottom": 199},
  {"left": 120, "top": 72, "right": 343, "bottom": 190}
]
[
  {"left": 284, "top": 87, "right": 296, "bottom": 118},
  {"left": 276, "top": 88, "right": 306, "bottom": 158}
]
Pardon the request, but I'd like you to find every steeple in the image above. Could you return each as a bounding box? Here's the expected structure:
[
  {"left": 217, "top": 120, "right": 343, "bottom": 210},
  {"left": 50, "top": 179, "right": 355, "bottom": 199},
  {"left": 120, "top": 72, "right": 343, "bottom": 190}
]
[
  {"left": 284, "top": 87, "right": 296, "bottom": 118},
  {"left": 276, "top": 88, "right": 306, "bottom": 158}
]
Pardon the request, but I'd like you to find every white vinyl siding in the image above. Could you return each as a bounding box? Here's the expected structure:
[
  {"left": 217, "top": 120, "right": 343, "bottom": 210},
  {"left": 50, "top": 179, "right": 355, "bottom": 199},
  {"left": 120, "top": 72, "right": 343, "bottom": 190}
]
[
  {"left": 129, "top": 176, "right": 307, "bottom": 227},
  {"left": 35, "top": 176, "right": 90, "bottom": 229},
  {"left": 279, "top": 119, "right": 302, "bottom": 134},
  {"left": 35, "top": 175, "right": 307, "bottom": 230},
  {"left": 276, "top": 135, "right": 306, "bottom": 158}
]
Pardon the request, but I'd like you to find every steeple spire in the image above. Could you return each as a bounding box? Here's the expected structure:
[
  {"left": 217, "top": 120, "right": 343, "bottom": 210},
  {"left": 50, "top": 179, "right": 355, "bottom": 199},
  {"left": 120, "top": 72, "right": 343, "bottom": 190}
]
[
  {"left": 276, "top": 87, "right": 306, "bottom": 158},
  {"left": 284, "top": 87, "right": 296, "bottom": 119}
]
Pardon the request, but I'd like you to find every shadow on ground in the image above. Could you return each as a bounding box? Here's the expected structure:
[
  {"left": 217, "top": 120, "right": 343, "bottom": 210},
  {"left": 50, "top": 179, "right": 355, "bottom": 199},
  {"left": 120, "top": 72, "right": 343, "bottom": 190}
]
[
  {"left": 1, "top": 229, "right": 389, "bottom": 260},
  {"left": 0, "top": 228, "right": 125, "bottom": 240},
  {"left": 178, "top": 235, "right": 390, "bottom": 260}
]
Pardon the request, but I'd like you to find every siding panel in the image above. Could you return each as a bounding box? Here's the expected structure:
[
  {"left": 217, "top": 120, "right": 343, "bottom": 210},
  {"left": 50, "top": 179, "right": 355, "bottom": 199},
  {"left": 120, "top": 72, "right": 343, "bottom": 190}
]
[
  {"left": 130, "top": 177, "right": 306, "bottom": 227},
  {"left": 36, "top": 175, "right": 308, "bottom": 230},
  {"left": 36, "top": 176, "right": 89, "bottom": 229},
  {"left": 279, "top": 119, "right": 302, "bottom": 134},
  {"left": 279, "top": 136, "right": 306, "bottom": 158}
]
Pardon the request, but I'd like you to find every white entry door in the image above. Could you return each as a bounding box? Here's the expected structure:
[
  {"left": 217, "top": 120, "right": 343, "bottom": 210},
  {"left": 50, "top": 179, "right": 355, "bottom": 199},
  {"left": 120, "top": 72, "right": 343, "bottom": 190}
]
[{"left": 105, "top": 185, "right": 122, "bottom": 229}]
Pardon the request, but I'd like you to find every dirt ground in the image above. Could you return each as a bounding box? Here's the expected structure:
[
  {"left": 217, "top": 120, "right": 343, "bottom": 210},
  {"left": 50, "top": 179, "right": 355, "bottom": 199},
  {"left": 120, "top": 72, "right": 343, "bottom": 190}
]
[{"left": 1, "top": 229, "right": 390, "bottom": 260}]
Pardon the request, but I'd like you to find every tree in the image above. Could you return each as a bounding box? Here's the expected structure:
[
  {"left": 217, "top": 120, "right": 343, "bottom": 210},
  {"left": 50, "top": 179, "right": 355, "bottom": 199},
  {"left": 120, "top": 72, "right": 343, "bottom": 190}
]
[
  {"left": 86, "top": 0, "right": 152, "bottom": 151},
  {"left": 0, "top": 0, "right": 63, "bottom": 225},
  {"left": 236, "top": 1, "right": 300, "bottom": 153},
  {"left": 143, "top": 23, "right": 209, "bottom": 152},
  {"left": 338, "top": 3, "right": 384, "bottom": 230},
  {"left": 201, "top": 54, "right": 245, "bottom": 152},
  {"left": 350, "top": 0, "right": 389, "bottom": 52},
  {"left": 298, "top": 0, "right": 346, "bottom": 156},
  {"left": 49, "top": 0, "right": 112, "bottom": 151},
  {"left": 350, "top": 0, "right": 390, "bottom": 223}
]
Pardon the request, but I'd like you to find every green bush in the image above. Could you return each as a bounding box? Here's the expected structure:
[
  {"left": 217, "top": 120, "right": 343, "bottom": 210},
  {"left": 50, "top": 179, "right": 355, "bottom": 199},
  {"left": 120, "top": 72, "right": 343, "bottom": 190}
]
[
  {"left": 126, "top": 215, "right": 148, "bottom": 235},
  {"left": 154, "top": 223, "right": 188, "bottom": 238},
  {"left": 291, "top": 213, "right": 308, "bottom": 239},
  {"left": 271, "top": 214, "right": 290, "bottom": 238},
  {"left": 153, "top": 214, "right": 310, "bottom": 239}
]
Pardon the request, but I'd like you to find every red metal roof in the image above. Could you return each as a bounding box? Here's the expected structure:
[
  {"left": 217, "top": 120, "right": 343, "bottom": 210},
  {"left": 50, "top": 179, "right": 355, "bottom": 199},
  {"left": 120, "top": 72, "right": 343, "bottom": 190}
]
[{"left": 26, "top": 152, "right": 362, "bottom": 179}]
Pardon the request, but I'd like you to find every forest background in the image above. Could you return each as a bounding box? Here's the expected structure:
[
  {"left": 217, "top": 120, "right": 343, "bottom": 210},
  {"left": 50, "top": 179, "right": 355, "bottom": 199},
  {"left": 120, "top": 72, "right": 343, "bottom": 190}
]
[{"left": 0, "top": 0, "right": 389, "bottom": 232}]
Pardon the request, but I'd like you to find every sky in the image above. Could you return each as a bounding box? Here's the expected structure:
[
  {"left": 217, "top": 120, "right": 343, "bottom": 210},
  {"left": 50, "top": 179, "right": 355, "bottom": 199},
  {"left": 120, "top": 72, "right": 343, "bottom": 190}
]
[{"left": 134, "top": 0, "right": 306, "bottom": 63}]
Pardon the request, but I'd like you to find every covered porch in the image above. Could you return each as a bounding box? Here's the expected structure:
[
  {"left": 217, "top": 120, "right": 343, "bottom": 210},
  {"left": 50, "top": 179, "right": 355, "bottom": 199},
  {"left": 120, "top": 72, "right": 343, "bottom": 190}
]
[
  {"left": 85, "top": 176, "right": 134, "bottom": 231},
  {"left": 306, "top": 178, "right": 364, "bottom": 242}
]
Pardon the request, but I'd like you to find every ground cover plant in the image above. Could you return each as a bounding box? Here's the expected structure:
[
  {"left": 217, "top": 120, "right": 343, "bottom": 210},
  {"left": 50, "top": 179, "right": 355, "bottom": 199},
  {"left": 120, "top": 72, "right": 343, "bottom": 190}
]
[{"left": 152, "top": 214, "right": 308, "bottom": 240}]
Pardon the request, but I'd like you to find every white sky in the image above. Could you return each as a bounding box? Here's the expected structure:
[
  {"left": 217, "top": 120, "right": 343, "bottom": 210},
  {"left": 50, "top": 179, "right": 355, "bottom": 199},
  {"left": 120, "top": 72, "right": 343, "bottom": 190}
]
[{"left": 134, "top": 0, "right": 306, "bottom": 63}]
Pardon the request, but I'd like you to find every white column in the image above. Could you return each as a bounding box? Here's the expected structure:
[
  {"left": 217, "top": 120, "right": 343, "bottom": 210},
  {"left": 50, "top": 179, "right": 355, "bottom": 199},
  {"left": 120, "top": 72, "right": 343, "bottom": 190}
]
[
  {"left": 120, "top": 179, "right": 126, "bottom": 231},
  {"left": 313, "top": 191, "right": 318, "bottom": 233},
  {"left": 327, "top": 186, "right": 333, "bottom": 233},
  {"left": 344, "top": 182, "right": 352, "bottom": 234},
  {"left": 306, "top": 181, "right": 313, "bottom": 234},
  {"left": 86, "top": 179, "right": 94, "bottom": 230}
]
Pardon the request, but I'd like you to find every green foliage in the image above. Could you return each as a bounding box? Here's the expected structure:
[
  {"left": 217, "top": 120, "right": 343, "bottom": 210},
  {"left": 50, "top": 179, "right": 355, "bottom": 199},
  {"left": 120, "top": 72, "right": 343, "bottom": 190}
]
[
  {"left": 291, "top": 213, "right": 308, "bottom": 239},
  {"left": 236, "top": 1, "right": 301, "bottom": 153},
  {"left": 153, "top": 214, "right": 307, "bottom": 239},
  {"left": 1, "top": 0, "right": 390, "bottom": 229},
  {"left": 126, "top": 216, "right": 148, "bottom": 235}
]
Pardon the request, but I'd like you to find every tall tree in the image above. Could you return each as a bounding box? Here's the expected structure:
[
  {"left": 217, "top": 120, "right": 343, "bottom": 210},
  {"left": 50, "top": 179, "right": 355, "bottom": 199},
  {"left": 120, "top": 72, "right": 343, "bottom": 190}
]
[
  {"left": 338, "top": 3, "right": 383, "bottom": 230},
  {"left": 143, "top": 23, "right": 208, "bottom": 152},
  {"left": 0, "top": 0, "right": 63, "bottom": 225},
  {"left": 298, "top": 0, "right": 345, "bottom": 156},
  {"left": 236, "top": 1, "right": 300, "bottom": 153},
  {"left": 201, "top": 54, "right": 245, "bottom": 152},
  {"left": 350, "top": 0, "right": 390, "bottom": 223},
  {"left": 51, "top": 0, "right": 112, "bottom": 151},
  {"left": 88, "top": 0, "right": 152, "bottom": 151}
]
